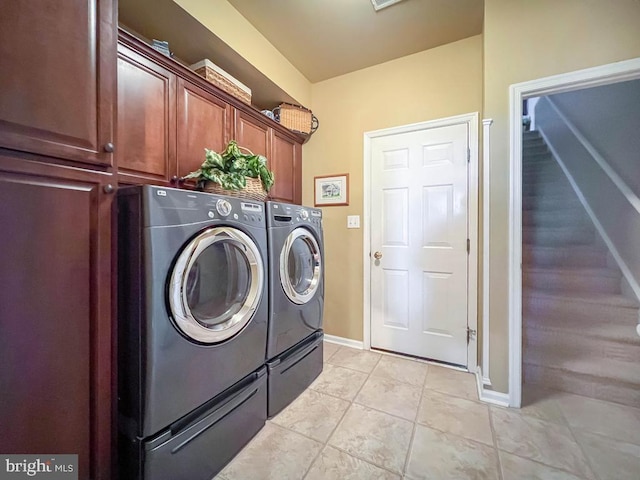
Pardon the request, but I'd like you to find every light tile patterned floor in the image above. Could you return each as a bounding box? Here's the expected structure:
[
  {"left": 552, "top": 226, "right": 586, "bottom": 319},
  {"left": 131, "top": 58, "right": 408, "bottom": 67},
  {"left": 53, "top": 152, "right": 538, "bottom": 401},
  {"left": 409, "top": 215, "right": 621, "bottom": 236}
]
[{"left": 216, "top": 342, "right": 640, "bottom": 480}]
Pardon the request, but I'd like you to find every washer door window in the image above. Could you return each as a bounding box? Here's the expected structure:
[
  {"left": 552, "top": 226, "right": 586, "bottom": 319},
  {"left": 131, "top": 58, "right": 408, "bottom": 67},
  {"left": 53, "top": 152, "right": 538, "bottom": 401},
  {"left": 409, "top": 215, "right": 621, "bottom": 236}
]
[
  {"left": 169, "top": 226, "right": 264, "bottom": 343},
  {"left": 280, "top": 227, "right": 322, "bottom": 305}
]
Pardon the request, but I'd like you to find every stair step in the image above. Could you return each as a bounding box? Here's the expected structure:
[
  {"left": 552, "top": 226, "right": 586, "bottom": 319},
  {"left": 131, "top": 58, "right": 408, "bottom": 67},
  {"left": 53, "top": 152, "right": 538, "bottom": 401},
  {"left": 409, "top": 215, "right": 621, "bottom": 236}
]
[
  {"left": 523, "top": 291, "right": 639, "bottom": 322},
  {"left": 522, "top": 209, "right": 591, "bottom": 227},
  {"left": 522, "top": 171, "right": 566, "bottom": 185},
  {"left": 523, "top": 141, "right": 545, "bottom": 151},
  {"left": 522, "top": 144, "right": 549, "bottom": 155},
  {"left": 523, "top": 245, "right": 608, "bottom": 267},
  {"left": 523, "top": 131, "right": 542, "bottom": 140},
  {"left": 525, "top": 326, "right": 640, "bottom": 362},
  {"left": 523, "top": 363, "right": 640, "bottom": 408},
  {"left": 523, "top": 152, "right": 553, "bottom": 162},
  {"left": 522, "top": 175, "right": 571, "bottom": 187},
  {"left": 522, "top": 192, "right": 581, "bottom": 207},
  {"left": 522, "top": 196, "right": 582, "bottom": 211},
  {"left": 522, "top": 160, "right": 561, "bottom": 173},
  {"left": 524, "top": 313, "right": 640, "bottom": 345},
  {"left": 523, "top": 226, "right": 595, "bottom": 246},
  {"left": 524, "top": 341, "right": 640, "bottom": 384},
  {"left": 523, "top": 267, "right": 621, "bottom": 294},
  {"left": 522, "top": 183, "right": 574, "bottom": 197}
]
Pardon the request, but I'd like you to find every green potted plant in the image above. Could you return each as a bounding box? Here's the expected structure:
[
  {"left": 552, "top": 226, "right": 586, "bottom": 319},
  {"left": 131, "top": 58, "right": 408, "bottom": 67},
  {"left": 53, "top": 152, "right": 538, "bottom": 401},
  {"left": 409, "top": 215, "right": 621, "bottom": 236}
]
[{"left": 183, "top": 140, "right": 274, "bottom": 201}]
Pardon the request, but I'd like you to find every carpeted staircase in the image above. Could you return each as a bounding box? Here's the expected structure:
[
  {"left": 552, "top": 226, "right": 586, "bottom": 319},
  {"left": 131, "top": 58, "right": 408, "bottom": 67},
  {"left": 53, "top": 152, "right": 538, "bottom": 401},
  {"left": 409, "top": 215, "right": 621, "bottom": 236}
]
[{"left": 521, "top": 130, "right": 640, "bottom": 408}]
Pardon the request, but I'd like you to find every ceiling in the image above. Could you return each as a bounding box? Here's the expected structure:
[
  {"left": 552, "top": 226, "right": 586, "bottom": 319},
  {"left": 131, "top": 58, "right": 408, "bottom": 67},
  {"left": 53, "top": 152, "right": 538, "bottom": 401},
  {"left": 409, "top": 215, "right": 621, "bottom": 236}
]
[
  {"left": 227, "top": 0, "right": 484, "bottom": 82},
  {"left": 118, "top": 0, "right": 483, "bottom": 108}
]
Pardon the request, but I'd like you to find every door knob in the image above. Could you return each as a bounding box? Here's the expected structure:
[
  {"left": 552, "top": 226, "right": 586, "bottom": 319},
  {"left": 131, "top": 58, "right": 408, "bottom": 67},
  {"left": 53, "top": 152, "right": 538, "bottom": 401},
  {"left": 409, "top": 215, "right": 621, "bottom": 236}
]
[{"left": 373, "top": 251, "right": 383, "bottom": 260}]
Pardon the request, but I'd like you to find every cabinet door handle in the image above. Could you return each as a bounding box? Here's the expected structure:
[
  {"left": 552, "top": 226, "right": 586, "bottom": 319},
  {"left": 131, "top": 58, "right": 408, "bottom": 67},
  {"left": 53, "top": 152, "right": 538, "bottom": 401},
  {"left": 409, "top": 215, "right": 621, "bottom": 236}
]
[
  {"left": 103, "top": 184, "right": 115, "bottom": 194},
  {"left": 103, "top": 142, "right": 115, "bottom": 153}
]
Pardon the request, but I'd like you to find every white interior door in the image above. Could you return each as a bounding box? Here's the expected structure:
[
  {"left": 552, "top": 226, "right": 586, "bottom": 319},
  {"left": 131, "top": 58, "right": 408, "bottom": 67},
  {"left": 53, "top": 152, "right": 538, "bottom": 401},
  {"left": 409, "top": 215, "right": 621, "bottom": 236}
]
[{"left": 370, "top": 123, "right": 469, "bottom": 366}]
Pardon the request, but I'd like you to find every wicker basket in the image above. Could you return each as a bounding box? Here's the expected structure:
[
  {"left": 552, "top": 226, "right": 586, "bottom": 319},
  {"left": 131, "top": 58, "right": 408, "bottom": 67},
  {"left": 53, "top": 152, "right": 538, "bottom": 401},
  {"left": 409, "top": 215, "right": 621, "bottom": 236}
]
[
  {"left": 190, "top": 59, "right": 252, "bottom": 105},
  {"left": 201, "top": 177, "right": 267, "bottom": 201},
  {"left": 274, "top": 103, "right": 319, "bottom": 135}
]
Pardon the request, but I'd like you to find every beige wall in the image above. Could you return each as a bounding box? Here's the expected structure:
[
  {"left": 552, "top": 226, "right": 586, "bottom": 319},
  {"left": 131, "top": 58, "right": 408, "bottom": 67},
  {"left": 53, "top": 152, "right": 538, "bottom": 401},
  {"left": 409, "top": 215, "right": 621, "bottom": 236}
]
[
  {"left": 174, "top": 0, "right": 311, "bottom": 106},
  {"left": 484, "top": 0, "right": 640, "bottom": 392},
  {"left": 302, "top": 36, "right": 483, "bottom": 341}
]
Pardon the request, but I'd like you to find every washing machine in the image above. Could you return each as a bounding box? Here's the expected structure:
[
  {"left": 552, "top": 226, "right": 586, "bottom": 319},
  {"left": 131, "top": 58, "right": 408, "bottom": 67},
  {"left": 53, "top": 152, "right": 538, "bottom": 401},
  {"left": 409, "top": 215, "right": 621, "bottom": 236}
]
[
  {"left": 117, "top": 185, "right": 268, "bottom": 480},
  {"left": 266, "top": 201, "right": 324, "bottom": 417}
]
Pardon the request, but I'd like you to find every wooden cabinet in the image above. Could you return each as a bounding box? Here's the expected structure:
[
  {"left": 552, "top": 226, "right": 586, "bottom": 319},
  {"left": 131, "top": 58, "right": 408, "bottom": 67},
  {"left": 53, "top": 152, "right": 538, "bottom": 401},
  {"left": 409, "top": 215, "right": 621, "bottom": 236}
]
[
  {"left": 271, "top": 129, "right": 302, "bottom": 204},
  {"left": 0, "top": 0, "right": 115, "bottom": 168},
  {"left": 0, "top": 154, "right": 114, "bottom": 480},
  {"left": 0, "top": 2, "right": 116, "bottom": 479},
  {"left": 176, "top": 78, "right": 232, "bottom": 179},
  {"left": 234, "top": 109, "right": 271, "bottom": 158},
  {"left": 235, "top": 109, "right": 302, "bottom": 204},
  {"left": 117, "top": 30, "right": 304, "bottom": 204},
  {"left": 117, "top": 43, "right": 176, "bottom": 185}
]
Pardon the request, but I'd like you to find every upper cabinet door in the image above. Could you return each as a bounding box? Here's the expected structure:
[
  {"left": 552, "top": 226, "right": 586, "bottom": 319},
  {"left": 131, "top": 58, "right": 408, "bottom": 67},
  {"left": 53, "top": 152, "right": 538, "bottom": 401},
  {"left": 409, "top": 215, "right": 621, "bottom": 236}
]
[
  {"left": 271, "top": 130, "right": 302, "bottom": 205},
  {"left": 176, "top": 78, "right": 232, "bottom": 179},
  {"left": 234, "top": 109, "right": 271, "bottom": 158},
  {"left": 0, "top": 0, "right": 116, "bottom": 168},
  {"left": 117, "top": 44, "right": 176, "bottom": 185}
]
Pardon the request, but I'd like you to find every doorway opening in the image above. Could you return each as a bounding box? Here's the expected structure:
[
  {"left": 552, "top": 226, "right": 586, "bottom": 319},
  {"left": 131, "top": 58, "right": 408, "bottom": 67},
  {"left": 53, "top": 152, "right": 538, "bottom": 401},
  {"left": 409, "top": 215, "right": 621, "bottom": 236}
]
[{"left": 508, "top": 58, "right": 640, "bottom": 408}]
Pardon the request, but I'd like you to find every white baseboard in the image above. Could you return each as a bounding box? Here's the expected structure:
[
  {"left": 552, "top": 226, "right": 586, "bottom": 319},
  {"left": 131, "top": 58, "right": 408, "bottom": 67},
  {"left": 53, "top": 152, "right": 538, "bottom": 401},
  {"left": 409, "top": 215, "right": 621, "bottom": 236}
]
[
  {"left": 476, "top": 367, "right": 510, "bottom": 407},
  {"left": 323, "top": 334, "right": 364, "bottom": 350}
]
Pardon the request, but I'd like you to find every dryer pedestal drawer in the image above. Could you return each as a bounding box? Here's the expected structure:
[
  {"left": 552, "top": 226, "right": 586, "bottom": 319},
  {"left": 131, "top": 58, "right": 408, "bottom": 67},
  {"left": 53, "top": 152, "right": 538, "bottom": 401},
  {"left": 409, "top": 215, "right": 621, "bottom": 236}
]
[
  {"left": 120, "top": 366, "right": 267, "bottom": 480},
  {"left": 267, "top": 331, "right": 323, "bottom": 418}
]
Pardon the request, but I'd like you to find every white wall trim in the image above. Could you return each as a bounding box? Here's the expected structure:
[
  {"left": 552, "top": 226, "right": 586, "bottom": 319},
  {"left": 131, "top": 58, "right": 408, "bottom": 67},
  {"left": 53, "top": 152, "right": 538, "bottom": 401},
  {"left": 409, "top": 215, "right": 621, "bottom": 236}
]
[
  {"left": 482, "top": 118, "right": 493, "bottom": 386},
  {"left": 508, "top": 57, "right": 640, "bottom": 409},
  {"left": 476, "top": 367, "right": 510, "bottom": 407},
  {"left": 363, "top": 128, "right": 372, "bottom": 351},
  {"left": 363, "top": 112, "right": 479, "bottom": 372},
  {"left": 324, "top": 334, "right": 364, "bottom": 350}
]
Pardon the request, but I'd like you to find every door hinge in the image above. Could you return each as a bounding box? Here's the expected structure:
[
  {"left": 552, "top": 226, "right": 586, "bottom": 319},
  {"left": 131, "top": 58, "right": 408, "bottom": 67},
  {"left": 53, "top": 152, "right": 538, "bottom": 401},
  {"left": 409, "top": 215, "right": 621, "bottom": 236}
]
[
  {"left": 467, "top": 148, "right": 470, "bottom": 163},
  {"left": 466, "top": 238, "right": 470, "bottom": 254},
  {"left": 467, "top": 327, "right": 477, "bottom": 344}
]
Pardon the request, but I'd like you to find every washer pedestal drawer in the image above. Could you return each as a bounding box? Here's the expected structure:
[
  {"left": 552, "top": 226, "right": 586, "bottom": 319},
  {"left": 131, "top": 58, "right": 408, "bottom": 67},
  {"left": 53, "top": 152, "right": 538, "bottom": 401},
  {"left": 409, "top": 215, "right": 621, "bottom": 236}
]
[
  {"left": 120, "top": 366, "right": 267, "bottom": 480},
  {"left": 267, "top": 330, "right": 323, "bottom": 418}
]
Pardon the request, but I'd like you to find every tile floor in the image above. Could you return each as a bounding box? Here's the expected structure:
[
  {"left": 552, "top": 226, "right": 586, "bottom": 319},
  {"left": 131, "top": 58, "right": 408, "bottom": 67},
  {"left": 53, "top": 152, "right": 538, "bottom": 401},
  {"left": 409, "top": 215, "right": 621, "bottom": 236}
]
[{"left": 216, "top": 342, "right": 640, "bottom": 480}]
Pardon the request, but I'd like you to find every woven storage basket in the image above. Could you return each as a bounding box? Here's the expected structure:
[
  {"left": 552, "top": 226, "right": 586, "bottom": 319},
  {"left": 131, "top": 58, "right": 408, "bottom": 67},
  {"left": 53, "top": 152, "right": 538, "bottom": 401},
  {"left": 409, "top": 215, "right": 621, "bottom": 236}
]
[
  {"left": 274, "top": 103, "right": 319, "bottom": 135},
  {"left": 190, "top": 59, "right": 252, "bottom": 105},
  {"left": 201, "top": 177, "right": 267, "bottom": 201}
]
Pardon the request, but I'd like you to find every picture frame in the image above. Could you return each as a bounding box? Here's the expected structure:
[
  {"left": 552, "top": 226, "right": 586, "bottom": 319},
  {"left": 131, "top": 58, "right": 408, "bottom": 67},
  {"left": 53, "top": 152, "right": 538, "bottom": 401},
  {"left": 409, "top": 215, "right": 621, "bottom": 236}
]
[{"left": 314, "top": 173, "right": 349, "bottom": 206}]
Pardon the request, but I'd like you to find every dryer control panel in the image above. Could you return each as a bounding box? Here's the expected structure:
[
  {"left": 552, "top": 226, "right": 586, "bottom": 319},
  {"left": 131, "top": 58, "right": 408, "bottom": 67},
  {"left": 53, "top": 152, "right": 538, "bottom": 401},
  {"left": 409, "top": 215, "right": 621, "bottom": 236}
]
[{"left": 266, "top": 201, "right": 322, "bottom": 228}]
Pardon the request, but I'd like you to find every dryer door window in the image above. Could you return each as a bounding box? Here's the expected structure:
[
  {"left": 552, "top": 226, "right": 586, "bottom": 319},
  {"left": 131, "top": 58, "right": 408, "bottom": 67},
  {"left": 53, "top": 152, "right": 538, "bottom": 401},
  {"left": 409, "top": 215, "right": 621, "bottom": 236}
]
[
  {"left": 280, "top": 227, "right": 322, "bottom": 305},
  {"left": 168, "top": 226, "right": 264, "bottom": 344}
]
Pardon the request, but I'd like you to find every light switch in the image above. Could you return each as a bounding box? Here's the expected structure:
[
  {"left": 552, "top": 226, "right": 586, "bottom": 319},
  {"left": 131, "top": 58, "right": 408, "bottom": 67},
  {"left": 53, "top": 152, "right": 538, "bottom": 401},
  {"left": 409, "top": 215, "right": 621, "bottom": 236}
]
[{"left": 347, "top": 215, "right": 360, "bottom": 229}]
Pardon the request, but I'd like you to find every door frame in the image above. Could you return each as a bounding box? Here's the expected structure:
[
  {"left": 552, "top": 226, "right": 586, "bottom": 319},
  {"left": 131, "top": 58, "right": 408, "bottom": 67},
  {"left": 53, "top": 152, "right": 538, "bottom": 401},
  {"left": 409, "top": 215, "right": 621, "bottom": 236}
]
[
  {"left": 363, "top": 112, "right": 479, "bottom": 371},
  {"left": 508, "top": 57, "right": 640, "bottom": 408}
]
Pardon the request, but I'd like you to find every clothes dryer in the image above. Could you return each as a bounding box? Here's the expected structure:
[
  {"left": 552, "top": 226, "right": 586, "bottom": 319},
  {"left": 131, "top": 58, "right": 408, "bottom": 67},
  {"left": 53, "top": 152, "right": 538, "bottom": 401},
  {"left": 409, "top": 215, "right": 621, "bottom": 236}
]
[
  {"left": 266, "top": 201, "right": 324, "bottom": 416},
  {"left": 117, "top": 185, "right": 268, "bottom": 479}
]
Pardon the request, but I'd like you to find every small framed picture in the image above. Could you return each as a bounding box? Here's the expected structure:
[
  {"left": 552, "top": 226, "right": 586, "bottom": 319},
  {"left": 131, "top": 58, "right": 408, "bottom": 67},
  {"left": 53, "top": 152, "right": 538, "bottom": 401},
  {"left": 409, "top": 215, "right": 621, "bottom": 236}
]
[{"left": 314, "top": 174, "right": 349, "bottom": 206}]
